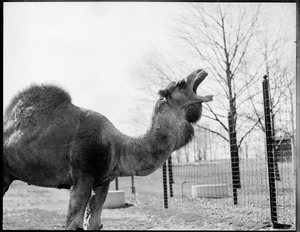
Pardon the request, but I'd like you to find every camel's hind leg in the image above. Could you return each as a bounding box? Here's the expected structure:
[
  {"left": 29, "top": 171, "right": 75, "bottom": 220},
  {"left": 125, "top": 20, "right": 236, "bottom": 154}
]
[{"left": 84, "top": 182, "right": 110, "bottom": 230}]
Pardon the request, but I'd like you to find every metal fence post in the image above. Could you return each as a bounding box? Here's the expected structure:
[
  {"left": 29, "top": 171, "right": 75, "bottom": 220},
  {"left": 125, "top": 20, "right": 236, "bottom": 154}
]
[
  {"left": 262, "top": 75, "right": 291, "bottom": 229},
  {"left": 162, "top": 162, "right": 168, "bottom": 208},
  {"left": 131, "top": 175, "right": 135, "bottom": 194},
  {"left": 168, "top": 156, "right": 174, "bottom": 197},
  {"left": 115, "top": 177, "right": 119, "bottom": 190},
  {"left": 228, "top": 112, "right": 240, "bottom": 205}
]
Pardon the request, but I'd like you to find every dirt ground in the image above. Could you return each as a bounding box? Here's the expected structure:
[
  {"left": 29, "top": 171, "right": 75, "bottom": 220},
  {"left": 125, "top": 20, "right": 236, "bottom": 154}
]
[{"left": 2, "top": 181, "right": 296, "bottom": 230}]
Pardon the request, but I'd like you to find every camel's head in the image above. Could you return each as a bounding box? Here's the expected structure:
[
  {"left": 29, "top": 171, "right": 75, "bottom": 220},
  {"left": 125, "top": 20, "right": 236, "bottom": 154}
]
[{"left": 158, "top": 69, "right": 213, "bottom": 124}]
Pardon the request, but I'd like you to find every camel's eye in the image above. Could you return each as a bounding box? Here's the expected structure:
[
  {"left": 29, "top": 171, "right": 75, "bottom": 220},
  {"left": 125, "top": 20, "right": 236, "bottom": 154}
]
[{"left": 176, "top": 80, "right": 187, "bottom": 89}]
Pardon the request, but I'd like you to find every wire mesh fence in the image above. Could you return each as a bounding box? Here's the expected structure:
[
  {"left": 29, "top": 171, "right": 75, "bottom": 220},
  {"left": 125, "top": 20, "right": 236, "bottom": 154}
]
[
  {"left": 109, "top": 131, "right": 295, "bottom": 227},
  {"left": 108, "top": 168, "right": 164, "bottom": 202},
  {"left": 167, "top": 130, "right": 270, "bottom": 206},
  {"left": 109, "top": 137, "right": 295, "bottom": 227}
]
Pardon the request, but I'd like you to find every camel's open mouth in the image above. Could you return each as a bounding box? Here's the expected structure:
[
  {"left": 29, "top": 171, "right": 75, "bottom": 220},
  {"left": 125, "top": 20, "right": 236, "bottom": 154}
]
[
  {"left": 192, "top": 69, "right": 208, "bottom": 93},
  {"left": 189, "top": 69, "right": 213, "bottom": 103}
]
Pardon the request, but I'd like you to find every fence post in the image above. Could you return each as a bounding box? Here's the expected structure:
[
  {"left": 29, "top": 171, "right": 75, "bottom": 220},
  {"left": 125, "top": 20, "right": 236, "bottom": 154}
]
[
  {"left": 131, "top": 175, "right": 135, "bottom": 194},
  {"left": 262, "top": 75, "right": 291, "bottom": 229},
  {"left": 115, "top": 177, "right": 119, "bottom": 190},
  {"left": 162, "top": 162, "right": 168, "bottom": 208},
  {"left": 228, "top": 112, "right": 241, "bottom": 205},
  {"left": 168, "top": 156, "right": 174, "bottom": 197}
]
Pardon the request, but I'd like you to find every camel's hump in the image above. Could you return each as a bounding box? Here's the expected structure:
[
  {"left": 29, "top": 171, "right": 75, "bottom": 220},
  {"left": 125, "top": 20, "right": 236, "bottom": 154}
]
[{"left": 5, "top": 84, "right": 72, "bottom": 115}]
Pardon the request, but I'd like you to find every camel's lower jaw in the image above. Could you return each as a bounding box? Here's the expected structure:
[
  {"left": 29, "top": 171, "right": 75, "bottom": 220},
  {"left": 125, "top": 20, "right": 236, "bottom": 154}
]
[
  {"left": 185, "top": 94, "right": 213, "bottom": 106},
  {"left": 194, "top": 94, "right": 214, "bottom": 103}
]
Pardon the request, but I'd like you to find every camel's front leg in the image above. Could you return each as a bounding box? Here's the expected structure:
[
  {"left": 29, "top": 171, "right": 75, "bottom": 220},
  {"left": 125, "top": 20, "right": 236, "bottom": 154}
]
[
  {"left": 66, "top": 175, "right": 93, "bottom": 230},
  {"left": 84, "top": 183, "right": 110, "bottom": 230}
]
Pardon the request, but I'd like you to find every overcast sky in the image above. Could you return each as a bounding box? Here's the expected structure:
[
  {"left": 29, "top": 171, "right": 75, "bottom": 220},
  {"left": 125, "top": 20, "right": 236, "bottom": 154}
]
[
  {"left": 4, "top": 2, "right": 178, "bottom": 133},
  {"left": 3, "top": 2, "right": 296, "bottom": 135}
]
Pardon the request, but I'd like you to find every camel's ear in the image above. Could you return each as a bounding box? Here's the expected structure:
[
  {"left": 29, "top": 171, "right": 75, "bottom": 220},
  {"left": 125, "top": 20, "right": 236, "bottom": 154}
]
[
  {"left": 158, "top": 89, "right": 168, "bottom": 98},
  {"left": 158, "top": 81, "right": 176, "bottom": 98}
]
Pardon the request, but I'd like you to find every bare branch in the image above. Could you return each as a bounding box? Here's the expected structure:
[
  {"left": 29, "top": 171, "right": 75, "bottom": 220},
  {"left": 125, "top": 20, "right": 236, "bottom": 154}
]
[
  {"left": 195, "top": 124, "right": 229, "bottom": 142},
  {"left": 237, "top": 118, "right": 262, "bottom": 148}
]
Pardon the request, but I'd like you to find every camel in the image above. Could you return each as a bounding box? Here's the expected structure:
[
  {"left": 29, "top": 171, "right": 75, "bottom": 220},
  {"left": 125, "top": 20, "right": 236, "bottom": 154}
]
[{"left": 3, "top": 69, "right": 213, "bottom": 230}]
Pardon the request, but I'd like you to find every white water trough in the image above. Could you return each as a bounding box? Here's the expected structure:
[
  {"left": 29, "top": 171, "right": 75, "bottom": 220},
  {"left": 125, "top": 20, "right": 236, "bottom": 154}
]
[
  {"left": 191, "top": 184, "right": 229, "bottom": 198},
  {"left": 103, "top": 190, "right": 125, "bottom": 208}
]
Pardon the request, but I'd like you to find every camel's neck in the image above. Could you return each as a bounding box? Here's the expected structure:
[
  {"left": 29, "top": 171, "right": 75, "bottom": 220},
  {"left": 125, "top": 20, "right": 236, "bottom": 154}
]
[{"left": 117, "top": 100, "right": 194, "bottom": 176}]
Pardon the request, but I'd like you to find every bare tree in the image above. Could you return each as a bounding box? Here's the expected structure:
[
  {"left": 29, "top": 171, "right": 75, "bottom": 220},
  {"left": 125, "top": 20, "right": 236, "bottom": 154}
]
[
  {"left": 239, "top": 12, "right": 296, "bottom": 135},
  {"left": 122, "top": 49, "right": 178, "bottom": 134},
  {"left": 237, "top": 7, "right": 296, "bottom": 175},
  {"left": 125, "top": 3, "right": 295, "bottom": 165},
  {"left": 173, "top": 3, "right": 264, "bottom": 150}
]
